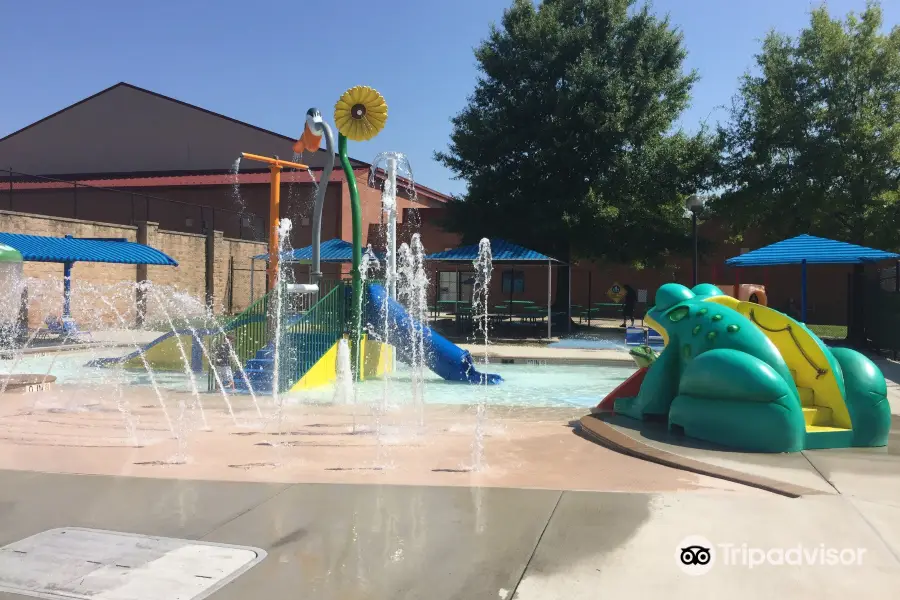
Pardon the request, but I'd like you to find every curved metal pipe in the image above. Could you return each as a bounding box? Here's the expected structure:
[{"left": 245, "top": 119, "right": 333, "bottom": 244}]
[{"left": 310, "top": 119, "right": 335, "bottom": 285}]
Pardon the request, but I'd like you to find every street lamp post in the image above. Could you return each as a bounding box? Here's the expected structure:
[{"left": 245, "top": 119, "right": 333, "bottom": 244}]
[{"left": 685, "top": 195, "right": 704, "bottom": 286}]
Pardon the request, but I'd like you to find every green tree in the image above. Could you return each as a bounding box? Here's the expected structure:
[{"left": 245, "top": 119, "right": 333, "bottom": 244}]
[
  {"left": 435, "top": 0, "right": 718, "bottom": 309},
  {"left": 715, "top": 1, "right": 900, "bottom": 249}
]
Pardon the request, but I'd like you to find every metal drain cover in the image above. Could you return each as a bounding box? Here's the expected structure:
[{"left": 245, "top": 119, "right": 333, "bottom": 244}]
[{"left": 0, "top": 527, "right": 265, "bottom": 600}]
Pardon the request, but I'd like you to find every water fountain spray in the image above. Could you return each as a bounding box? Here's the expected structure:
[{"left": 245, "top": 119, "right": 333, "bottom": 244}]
[
  {"left": 369, "top": 151, "right": 414, "bottom": 304},
  {"left": 409, "top": 235, "right": 429, "bottom": 421},
  {"left": 151, "top": 289, "right": 207, "bottom": 432},
  {"left": 471, "top": 238, "right": 493, "bottom": 471},
  {"left": 272, "top": 218, "right": 294, "bottom": 437},
  {"left": 369, "top": 151, "right": 414, "bottom": 421}
]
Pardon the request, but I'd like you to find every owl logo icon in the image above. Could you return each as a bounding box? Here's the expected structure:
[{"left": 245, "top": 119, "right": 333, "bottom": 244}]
[{"left": 676, "top": 536, "right": 715, "bottom": 575}]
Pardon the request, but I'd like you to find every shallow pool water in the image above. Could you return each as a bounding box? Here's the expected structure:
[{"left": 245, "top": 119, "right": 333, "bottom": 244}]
[
  {"left": 2, "top": 349, "right": 199, "bottom": 392},
  {"left": 3, "top": 350, "right": 637, "bottom": 409},
  {"left": 292, "top": 362, "right": 637, "bottom": 409},
  {"left": 550, "top": 332, "right": 665, "bottom": 351}
]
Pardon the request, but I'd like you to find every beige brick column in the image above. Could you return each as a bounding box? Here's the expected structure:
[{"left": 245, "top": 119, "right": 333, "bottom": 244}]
[
  {"left": 135, "top": 221, "right": 160, "bottom": 327},
  {"left": 213, "top": 231, "right": 228, "bottom": 314},
  {"left": 205, "top": 228, "right": 218, "bottom": 312}
]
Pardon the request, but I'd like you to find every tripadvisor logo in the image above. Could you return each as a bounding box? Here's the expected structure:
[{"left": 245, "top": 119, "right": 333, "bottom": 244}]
[{"left": 676, "top": 535, "right": 866, "bottom": 575}]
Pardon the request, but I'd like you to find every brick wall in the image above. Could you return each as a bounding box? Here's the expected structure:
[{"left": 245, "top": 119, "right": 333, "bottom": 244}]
[
  {"left": 222, "top": 236, "right": 267, "bottom": 312},
  {"left": 0, "top": 210, "right": 265, "bottom": 328}
]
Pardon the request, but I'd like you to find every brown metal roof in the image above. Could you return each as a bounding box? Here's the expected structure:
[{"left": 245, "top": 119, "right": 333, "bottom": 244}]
[{"left": 0, "top": 82, "right": 451, "bottom": 203}]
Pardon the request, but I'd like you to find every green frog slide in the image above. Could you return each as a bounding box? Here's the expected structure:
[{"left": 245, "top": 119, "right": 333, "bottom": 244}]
[{"left": 613, "top": 283, "right": 890, "bottom": 452}]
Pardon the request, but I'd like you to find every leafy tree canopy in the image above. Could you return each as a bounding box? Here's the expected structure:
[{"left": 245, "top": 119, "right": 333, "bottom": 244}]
[
  {"left": 436, "top": 0, "right": 717, "bottom": 267},
  {"left": 715, "top": 1, "right": 900, "bottom": 249}
]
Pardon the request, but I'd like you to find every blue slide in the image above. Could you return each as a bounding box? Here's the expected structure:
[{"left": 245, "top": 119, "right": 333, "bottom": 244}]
[{"left": 366, "top": 284, "right": 501, "bottom": 385}]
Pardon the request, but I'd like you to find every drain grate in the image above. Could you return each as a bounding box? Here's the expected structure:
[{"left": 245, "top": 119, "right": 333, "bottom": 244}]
[{"left": 0, "top": 527, "right": 265, "bottom": 600}]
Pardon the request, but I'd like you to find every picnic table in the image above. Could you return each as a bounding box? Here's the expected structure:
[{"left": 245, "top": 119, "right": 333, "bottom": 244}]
[
  {"left": 493, "top": 299, "right": 537, "bottom": 321},
  {"left": 437, "top": 300, "right": 471, "bottom": 313}
]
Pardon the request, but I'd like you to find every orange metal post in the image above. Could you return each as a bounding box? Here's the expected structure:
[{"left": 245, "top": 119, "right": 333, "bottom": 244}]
[
  {"left": 241, "top": 153, "right": 308, "bottom": 171},
  {"left": 268, "top": 165, "right": 281, "bottom": 290},
  {"left": 238, "top": 152, "right": 308, "bottom": 291}
]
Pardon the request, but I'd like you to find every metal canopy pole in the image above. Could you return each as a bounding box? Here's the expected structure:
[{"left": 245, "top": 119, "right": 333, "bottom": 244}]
[
  {"left": 692, "top": 211, "right": 699, "bottom": 286},
  {"left": 801, "top": 259, "right": 808, "bottom": 323},
  {"left": 587, "top": 270, "right": 592, "bottom": 326},
  {"left": 567, "top": 263, "right": 572, "bottom": 333},
  {"left": 63, "top": 261, "right": 73, "bottom": 318},
  {"left": 508, "top": 268, "right": 513, "bottom": 322},
  {"left": 547, "top": 259, "right": 552, "bottom": 339}
]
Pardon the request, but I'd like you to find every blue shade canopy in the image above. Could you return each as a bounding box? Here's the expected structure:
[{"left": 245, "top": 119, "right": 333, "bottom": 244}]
[
  {"left": 254, "top": 238, "right": 385, "bottom": 263},
  {"left": 0, "top": 232, "right": 177, "bottom": 265},
  {"left": 726, "top": 235, "right": 899, "bottom": 267},
  {"left": 428, "top": 239, "right": 558, "bottom": 262}
]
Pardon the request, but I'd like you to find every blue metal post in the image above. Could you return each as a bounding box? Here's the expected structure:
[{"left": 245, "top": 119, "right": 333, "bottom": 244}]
[
  {"left": 63, "top": 261, "right": 73, "bottom": 318},
  {"left": 800, "top": 259, "right": 807, "bottom": 323},
  {"left": 191, "top": 333, "right": 204, "bottom": 373}
]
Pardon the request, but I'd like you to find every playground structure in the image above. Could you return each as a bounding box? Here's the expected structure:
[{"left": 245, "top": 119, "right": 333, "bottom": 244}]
[
  {"left": 714, "top": 283, "right": 767, "bottom": 305},
  {"left": 598, "top": 282, "right": 891, "bottom": 452},
  {"left": 94, "top": 86, "right": 501, "bottom": 394}
]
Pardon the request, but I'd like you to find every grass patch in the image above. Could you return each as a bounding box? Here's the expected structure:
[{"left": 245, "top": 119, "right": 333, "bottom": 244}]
[{"left": 807, "top": 324, "right": 847, "bottom": 339}]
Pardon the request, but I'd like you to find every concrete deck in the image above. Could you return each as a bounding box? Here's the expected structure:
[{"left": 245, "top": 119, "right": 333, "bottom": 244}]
[
  {"left": 0, "top": 470, "right": 898, "bottom": 599},
  {"left": 0, "top": 385, "right": 742, "bottom": 494},
  {"left": 1, "top": 353, "right": 899, "bottom": 597}
]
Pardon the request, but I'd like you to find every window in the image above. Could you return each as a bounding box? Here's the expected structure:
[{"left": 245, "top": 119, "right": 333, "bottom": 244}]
[
  {"left": 438, "top": 271, "right": 475, "bottom": 302},
  {"left": 502, "top": 270, "right": 525, "bottom": 294}
]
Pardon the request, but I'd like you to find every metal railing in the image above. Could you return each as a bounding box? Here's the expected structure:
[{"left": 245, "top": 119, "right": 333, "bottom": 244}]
[
  {"left": 206, "top": 292, "right": 271, "bottom": 393},
  {"left": 206, "top": 279, "right": 351, "bottom": 392},
  {"left": 277, "top": 282, "right": 350, "bottom": 392},
  {"left": 1, "top": 168, "right": 265, "bottom": 241}
]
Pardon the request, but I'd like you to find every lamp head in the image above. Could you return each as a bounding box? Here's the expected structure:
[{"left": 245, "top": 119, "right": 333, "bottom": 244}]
[{"left": 685, "top": 194, "right": 705, "bottom": 213}]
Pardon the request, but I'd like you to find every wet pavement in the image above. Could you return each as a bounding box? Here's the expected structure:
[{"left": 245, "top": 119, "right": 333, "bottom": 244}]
[
  {"left": 1, "top": 470, "right": 899, "bottom": 599},
  {"left": 0, "top": 355, "right": 898, "bottom": 597}
]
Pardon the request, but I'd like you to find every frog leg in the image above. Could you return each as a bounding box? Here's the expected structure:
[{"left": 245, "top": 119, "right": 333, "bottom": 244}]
[
  {"left": 668, "top": 348, "right": 807, "bottom": 453},
  {"left": 614, "top": 344, "right": 681, "bottom": 420},
  {"left": 830, "top": 347, "right": 891, "bottom": 448}
]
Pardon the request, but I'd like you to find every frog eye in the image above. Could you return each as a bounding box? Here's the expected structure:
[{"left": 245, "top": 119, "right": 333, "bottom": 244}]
[{"left": 667, "top": 306, "right": 690, "bottom": 322}]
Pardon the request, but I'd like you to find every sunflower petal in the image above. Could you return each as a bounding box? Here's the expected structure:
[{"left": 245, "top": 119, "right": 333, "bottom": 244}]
[
  {"left": 350, "top": 119, "right": 363, "bottom": 141},
  {"left": 367, "top": 112, "right": 387, "bottom": 126}
]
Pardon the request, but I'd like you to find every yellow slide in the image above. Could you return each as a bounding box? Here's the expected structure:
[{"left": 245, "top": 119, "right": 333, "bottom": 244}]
[
  {"left": 706, "top": 297, "right": 851, "bottom": 434},
  {"left": 290, "top": 336, "right": 394, "bottom": 391}
]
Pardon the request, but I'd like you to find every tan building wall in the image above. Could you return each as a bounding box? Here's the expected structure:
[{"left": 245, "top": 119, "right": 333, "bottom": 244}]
[{"left": 0, "top": 210, "right": 264, "bottom": 328}]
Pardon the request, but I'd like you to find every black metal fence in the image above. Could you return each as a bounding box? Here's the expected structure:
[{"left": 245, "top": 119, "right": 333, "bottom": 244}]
[
  {"left": 865, "top": 263, "right": 900, "bottom": 358},
  {"left": 0, "top": 168, "right": 264, "bottom": 241}
]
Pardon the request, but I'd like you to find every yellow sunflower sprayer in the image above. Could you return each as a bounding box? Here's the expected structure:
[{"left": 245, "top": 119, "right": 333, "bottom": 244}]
[{"left": 334, "top": 86, "right": 388, "bottom": 378}]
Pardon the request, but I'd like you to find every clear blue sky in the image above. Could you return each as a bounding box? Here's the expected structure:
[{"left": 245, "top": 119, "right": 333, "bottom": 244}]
[{"left": 1, "top": 0, "right": 897, "bottom": 196}]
